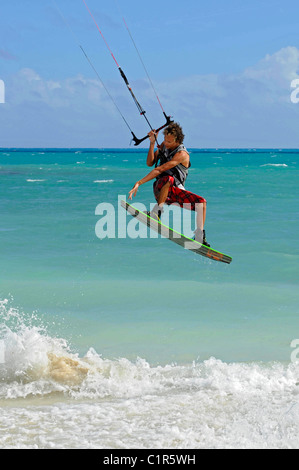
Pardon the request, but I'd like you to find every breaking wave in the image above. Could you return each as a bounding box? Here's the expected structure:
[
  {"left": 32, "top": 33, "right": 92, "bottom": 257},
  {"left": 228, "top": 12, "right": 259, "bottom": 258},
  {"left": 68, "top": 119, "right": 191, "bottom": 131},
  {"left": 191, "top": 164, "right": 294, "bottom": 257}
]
[{"left": 1, "top": 298, "right": 299, "bottom": 448}]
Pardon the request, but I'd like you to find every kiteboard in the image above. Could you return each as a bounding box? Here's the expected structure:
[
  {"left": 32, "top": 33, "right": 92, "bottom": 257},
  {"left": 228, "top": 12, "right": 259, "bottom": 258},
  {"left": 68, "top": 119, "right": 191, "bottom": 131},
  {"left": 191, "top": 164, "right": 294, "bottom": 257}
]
[{"left": 121, "top": 200, "right": 232, "bottom": 264}]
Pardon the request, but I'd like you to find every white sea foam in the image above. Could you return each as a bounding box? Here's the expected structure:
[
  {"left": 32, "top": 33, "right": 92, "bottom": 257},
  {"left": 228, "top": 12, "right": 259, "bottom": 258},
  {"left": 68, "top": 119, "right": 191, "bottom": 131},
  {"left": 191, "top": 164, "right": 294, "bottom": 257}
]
[
  {"left": 260, "top": 163, "right": 288, "bottom": 167},
  {"left": 26, "top": 179, "right": 46, "bottom": 182},
  {"left": 93, "top": 179, "right": 114, "bottom": 183},
  {"left": 1, "top": 299, "right": 299, "bottom": 449}
]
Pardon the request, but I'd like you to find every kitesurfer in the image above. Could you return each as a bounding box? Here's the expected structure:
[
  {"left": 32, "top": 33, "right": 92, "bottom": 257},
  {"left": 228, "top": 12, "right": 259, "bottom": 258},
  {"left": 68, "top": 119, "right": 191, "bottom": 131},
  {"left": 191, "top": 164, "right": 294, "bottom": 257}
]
[{"left": 128, "top": 123, "right": 210, "bottom": 246}]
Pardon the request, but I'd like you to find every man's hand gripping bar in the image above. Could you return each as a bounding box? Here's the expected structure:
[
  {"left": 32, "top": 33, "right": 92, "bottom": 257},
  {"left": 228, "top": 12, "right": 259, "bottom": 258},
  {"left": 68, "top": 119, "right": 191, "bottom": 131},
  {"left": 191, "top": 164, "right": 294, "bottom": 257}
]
[{"left": 131, "top": 114, "right": 174, "bottom": 146}]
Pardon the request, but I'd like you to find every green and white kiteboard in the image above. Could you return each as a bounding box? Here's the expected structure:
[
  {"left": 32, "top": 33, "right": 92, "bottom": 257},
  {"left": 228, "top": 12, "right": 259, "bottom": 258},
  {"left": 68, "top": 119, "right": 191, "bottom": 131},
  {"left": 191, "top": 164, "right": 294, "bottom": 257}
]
[{"left": 121, "top": 200, "right": 232, "bottom": 264}]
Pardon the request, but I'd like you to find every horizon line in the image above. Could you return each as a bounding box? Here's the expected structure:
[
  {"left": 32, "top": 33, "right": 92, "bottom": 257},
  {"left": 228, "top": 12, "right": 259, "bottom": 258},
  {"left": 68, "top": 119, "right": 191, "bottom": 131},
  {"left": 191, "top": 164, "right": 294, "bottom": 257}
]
[{"left": 1, "top": 147, "right": 299, "bottom": 152}]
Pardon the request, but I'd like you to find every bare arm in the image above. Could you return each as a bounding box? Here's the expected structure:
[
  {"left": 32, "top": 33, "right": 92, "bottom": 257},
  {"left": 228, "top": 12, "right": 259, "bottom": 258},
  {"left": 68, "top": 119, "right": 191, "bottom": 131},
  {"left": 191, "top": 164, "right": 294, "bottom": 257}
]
[
  {"left": 128, "top": 151, "right": 187, "bottom": 200},
  {"left": 146, "top": 130, "right": 159, "bottom": 167}
]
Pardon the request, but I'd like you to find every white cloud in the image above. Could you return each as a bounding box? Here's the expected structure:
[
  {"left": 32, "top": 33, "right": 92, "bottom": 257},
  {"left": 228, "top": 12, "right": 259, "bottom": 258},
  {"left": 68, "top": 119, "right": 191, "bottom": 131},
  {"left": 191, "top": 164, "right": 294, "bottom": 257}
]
[
  {"left": 156, "top": 47, "right": 299, "bottom": 147},
  {"left": 243, "top": 46, "right": 299, "bottom": 85},
  {"left": 19, "top": 68, "right": 42, "bottom": 82},
  {"left": 1, "top": 47, "right": 299, "bottom": 147}
]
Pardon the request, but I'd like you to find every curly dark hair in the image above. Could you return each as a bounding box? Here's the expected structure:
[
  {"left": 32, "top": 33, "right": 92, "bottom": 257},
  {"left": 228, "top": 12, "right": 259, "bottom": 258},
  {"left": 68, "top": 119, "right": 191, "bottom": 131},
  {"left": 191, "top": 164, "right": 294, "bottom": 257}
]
[{"left": 163, "top": 122, "right": 185, "bottom": 144}]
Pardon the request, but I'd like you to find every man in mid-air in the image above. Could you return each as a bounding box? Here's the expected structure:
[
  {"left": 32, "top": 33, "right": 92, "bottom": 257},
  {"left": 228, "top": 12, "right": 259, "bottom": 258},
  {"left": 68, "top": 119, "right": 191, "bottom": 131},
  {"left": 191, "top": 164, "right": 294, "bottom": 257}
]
[{"left": 128, "top": 122, "right": 210, "bottom": 247}]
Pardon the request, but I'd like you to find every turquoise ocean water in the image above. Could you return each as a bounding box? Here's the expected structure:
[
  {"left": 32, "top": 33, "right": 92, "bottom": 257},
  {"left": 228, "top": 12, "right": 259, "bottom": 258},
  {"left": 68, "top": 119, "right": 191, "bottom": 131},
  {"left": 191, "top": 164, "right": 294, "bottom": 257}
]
[{"left": 0, "top": 148, "right": 299, "bottom": 448}]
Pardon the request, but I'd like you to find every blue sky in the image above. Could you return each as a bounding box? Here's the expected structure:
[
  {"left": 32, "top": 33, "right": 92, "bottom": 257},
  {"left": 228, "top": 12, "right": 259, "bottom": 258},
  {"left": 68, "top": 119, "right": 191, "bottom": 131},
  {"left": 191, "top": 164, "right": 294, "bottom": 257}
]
[{"left": 1, "top": 0, "right": 299, "bottom": 147}]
